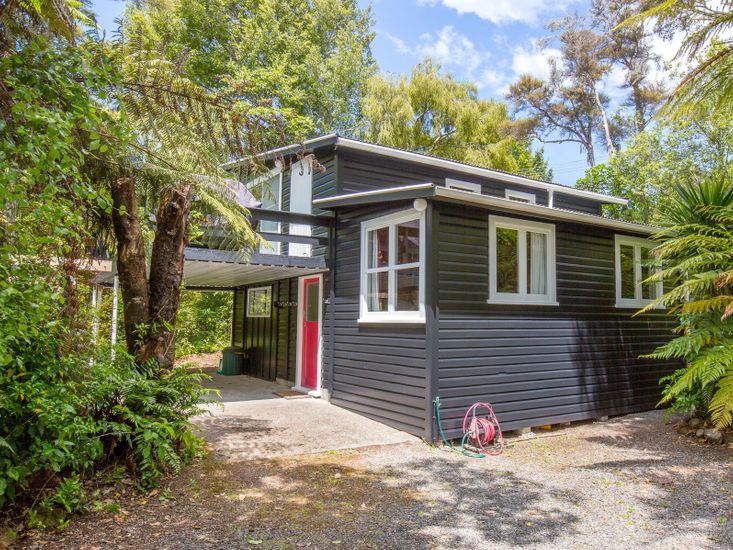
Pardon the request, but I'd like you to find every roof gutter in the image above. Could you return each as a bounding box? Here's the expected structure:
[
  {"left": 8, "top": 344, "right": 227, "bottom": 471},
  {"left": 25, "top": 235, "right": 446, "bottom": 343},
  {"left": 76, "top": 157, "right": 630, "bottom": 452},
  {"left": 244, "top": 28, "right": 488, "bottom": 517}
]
[
  {"left": 222, "top": 134, "right": 628, "bottom": 206},
  {"left": 314, "top": 184, "right": 657, "bottom": 236},
  {"left": 334, "top": 138, "right": 628, "bottom": 206}
]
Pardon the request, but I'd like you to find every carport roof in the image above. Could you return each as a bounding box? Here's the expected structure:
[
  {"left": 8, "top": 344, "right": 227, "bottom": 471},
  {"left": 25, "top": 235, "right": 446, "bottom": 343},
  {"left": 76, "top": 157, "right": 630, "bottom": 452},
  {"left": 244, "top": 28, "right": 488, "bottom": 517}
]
[{"left": 93, "top": 247, "right": 326, "bottom": 290}]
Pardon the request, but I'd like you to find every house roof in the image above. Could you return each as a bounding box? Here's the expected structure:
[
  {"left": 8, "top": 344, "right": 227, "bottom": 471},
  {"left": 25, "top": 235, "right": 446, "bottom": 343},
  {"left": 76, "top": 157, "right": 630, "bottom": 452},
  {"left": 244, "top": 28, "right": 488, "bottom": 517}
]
[
  {"left": 313, "top": 183, "right": 658, "bottom": 236},
  {"left": 223, "top": 134, "right": 629, "bottom": 206}
]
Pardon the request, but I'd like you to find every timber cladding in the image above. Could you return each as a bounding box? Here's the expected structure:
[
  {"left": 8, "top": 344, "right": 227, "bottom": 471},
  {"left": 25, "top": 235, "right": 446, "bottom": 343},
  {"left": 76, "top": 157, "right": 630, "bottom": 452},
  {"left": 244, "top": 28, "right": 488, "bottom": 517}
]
[
  {"left": 236, "top": 277, "right": 299, "bottom": 382},
  {"left": 433, "top": 202, "right": 678, "bottom": 437},
  {"left": 326, "top": 203, "right": 429, "bottom": 437}
]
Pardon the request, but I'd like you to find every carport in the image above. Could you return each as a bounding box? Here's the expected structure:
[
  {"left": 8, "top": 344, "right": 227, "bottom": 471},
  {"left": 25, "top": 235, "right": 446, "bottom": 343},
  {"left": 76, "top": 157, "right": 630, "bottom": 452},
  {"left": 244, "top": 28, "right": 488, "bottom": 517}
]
[{"left": 193, "top": 371, "right": 417, "bottom": 461}]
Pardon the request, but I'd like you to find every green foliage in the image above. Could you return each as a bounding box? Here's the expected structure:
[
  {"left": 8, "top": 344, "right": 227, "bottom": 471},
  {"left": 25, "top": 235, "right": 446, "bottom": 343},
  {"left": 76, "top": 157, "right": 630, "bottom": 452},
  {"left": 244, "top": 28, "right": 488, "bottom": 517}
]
[
  {"left": 625, "top": 0, "right": 733, "bottom": 121},
  {"left": 0, "top": 31, "right": 208, "bottom": 525},
  {"left": 360, "top": 60, "right": 553, "bottom": 180},
  {"left": 641, "top": 178, "right": 733, "bottom": 428},
  {"left": 576, "top": 112, "right": 733, "bottom": 223},
  {"left": 86, "top": 354, "right": 208, "bottom": 488},
  {"left": 176, "top": 291, "right": 233, "bottom": 358},
  {"left": 122, "top": 0, "right": 376, "bottom": 135}
]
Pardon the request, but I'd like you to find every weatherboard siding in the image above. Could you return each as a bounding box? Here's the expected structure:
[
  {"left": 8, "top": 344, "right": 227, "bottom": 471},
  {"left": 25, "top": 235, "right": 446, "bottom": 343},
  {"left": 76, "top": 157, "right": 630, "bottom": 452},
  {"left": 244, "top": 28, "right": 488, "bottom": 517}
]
[
  {"left": 238, "top": 277, "right": 298, "bottom": 382},
  {"left": 339, "top": 151, "right": 597, "bottom": 214},
  {"left": 434, "top": 203, "right": 678, "bottom": 437},
  {"left": 327, "top": 203, "right": 428, "bottom": 436}
]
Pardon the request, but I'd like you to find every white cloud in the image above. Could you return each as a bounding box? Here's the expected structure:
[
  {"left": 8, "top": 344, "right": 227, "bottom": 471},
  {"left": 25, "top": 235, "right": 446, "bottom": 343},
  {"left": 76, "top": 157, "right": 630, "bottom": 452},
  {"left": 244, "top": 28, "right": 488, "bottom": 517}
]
[
  {"left": 429, "top": 0, "right": 581, "bottom": 26},
  {"left": 385, "top": 26, "right": 487, "bottom": 74},
  {"left": 384, "top": 31, "right": 412, "bottom": 55},
  {"left": 511, "top": 44, "right": 560, "bottom": 80},
  {"left": 415, "top": 26, "right": 485, "bottom": 72}
]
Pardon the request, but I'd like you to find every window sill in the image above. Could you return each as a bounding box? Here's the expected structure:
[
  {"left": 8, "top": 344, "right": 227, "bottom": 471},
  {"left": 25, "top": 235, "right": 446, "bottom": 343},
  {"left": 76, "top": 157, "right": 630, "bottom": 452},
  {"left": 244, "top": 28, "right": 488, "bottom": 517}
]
[
  {"left": 358, "top": 317, "right": 426, "bottom": 325},
  {"left": 486, "top": 299, "right": 559, "bottom": 307}
]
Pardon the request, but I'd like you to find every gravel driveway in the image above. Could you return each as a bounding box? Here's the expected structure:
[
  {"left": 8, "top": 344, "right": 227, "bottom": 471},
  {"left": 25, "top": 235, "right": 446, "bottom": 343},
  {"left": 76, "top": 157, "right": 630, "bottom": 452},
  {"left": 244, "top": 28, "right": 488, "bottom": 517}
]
[{"left": 16, "top": 411, "right": 733, "bottom": 550}]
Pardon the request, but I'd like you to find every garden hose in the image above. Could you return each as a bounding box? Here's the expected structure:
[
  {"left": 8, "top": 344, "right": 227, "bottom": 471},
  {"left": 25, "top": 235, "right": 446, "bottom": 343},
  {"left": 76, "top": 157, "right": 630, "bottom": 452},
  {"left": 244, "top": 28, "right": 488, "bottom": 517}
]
[{"left": 434, "top": 396, "right": 505, "bottom": 458}]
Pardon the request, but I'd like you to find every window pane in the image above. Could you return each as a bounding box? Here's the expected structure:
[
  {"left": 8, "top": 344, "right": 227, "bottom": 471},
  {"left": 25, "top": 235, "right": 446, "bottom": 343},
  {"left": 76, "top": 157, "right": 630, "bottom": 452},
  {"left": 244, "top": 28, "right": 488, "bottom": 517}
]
[
  {"left": 259, "top": 174, "right": 281, "bottom": 209},
  {"left": 640, "top": 247, "right": 657, "bottom": 300},
  {"left": 305, "top": 282, "right": 319, "bottom": 322},
  {"left": 496, "top": 227, "right": 519, "bottom": 293},
  {"left": 367, "top": 271, "right": 388, "bottom": 312},
  {"left": 248, "top": 288, "right": 271, "bottom": 317},
  {"left": 527, "top": 231, "right": 547, "bottom": 294},
  {"left": 397, "top": 220, "right": 420, "bottom": 264},
  {"left": 620, "top": 244, "right": 635, "bottom": 299},
  {"left": 368, "top": 227, "right": 389, "bottom": 268},
  {"left": 396, "top": 268, "right": 419, "bottom": 311}
]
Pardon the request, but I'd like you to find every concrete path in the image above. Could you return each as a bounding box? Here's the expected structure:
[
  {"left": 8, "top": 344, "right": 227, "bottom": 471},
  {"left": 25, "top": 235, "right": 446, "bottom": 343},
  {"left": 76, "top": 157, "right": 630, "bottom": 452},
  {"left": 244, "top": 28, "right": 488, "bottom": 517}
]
[{"left": 192, "top": 372, "right": 417, "bottom": 461}]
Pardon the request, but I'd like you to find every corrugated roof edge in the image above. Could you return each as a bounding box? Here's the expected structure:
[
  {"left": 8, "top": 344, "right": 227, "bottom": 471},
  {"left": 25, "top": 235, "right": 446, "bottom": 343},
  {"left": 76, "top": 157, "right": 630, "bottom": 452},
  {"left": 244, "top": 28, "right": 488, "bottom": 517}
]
[
  {"left": 222, "top": 133, "right": 628, "bottom": 206},
  {"left": 313, "top": 184, "right": 658, "bottom": 236}
]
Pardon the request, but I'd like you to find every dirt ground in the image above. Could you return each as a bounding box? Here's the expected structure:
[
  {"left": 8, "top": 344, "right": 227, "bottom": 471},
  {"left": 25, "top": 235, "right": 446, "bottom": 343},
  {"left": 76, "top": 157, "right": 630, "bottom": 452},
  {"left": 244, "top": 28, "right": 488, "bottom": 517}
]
[{"left": 14, "top": 409, "right": 733, "bottom": 550}]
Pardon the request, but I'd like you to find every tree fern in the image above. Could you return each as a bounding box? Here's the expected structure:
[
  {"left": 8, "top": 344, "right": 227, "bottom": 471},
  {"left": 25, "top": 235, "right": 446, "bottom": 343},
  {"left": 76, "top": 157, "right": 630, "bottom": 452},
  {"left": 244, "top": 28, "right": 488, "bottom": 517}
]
[{"left": 642, "top": 178, "right": 733, "bottom": 427}]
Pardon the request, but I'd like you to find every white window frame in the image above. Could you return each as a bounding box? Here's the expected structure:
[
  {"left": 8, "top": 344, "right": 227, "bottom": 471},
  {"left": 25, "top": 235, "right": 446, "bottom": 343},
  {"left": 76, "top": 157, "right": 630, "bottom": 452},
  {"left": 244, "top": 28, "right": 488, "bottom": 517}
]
[
  {"left": 488, "top": 215, "right": 557, "bottom": 306},
  {"left": 246, "top": 163, "right": 283, "bottom": 255},
  {"left": 446, "top": 179, "right": 482, "bottom": 194},
  {"left": 359, "top": 209, "right": 426, "bottom": 324},
  {"left": 246, "top": 286, "right": 272, "bottom": 318},
  {"left": 505, "top": 189, "right": 537, "bottom": 204},
  {"left": 614, "top": 235, "right": 663, "bottom": 309}
]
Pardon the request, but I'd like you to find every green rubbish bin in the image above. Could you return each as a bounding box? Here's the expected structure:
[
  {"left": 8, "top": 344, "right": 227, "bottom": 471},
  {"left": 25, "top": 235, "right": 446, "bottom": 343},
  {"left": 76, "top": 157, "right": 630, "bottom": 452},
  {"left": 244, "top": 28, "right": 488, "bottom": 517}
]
[{"left": 218, "top": 346, "right": 244, "bottom": 376}]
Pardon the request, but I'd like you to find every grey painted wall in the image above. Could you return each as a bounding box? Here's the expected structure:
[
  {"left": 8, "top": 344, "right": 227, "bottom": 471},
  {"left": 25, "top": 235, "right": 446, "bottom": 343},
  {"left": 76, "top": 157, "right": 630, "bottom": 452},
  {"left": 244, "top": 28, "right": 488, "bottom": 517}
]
[
  {"left": 433, "top": 202, "right": 678, "bottom": 437},
  {"left": 236, "top": 277, "right": 298, "bottom": 382},
  {"left": 326, "top": 203, "right": 429, "bottom": 436},
  {"left": 339, "top": 151, "right": 600, "bottom": 214}
]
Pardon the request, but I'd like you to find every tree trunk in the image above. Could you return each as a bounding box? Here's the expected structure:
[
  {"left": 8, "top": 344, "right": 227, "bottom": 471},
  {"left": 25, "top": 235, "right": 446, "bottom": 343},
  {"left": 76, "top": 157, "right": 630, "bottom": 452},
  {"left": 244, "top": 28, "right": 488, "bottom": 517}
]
[
  {"left": 594, "top": 88, "right": 617, "bottom": 157},
  {"left": 137, "top": 184, "right": 193, "bottom": 370},
  {"left": 632, "top": 82, "right": 645, "bottom": 134},
  {"left": 110, "top": 176, "right": 150, "bottom": 357}
]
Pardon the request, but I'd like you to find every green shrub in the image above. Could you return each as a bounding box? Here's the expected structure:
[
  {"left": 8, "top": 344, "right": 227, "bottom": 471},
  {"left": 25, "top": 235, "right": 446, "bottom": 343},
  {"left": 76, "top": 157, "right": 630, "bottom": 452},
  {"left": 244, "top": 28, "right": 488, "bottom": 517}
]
[
  {"left": 86, "top": 354, "right": 208, "bottom": 488},
  {"left": 643, "top": 179, "right": 733, "bottom": 427},
  {"left": 175, "top": 290, "right": 232, "bottom": 357}
]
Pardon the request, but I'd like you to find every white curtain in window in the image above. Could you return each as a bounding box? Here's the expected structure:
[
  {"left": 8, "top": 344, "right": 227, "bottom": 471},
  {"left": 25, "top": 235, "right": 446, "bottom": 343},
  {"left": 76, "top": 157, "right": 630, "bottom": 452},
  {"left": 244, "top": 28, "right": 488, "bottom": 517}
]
[{"left": 529, "top": 232, "right": 546, "bottom": 294}]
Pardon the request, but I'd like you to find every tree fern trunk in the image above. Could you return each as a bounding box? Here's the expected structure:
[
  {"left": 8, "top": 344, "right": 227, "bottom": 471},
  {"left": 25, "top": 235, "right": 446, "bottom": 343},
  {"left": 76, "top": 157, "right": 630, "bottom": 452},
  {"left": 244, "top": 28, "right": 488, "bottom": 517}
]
[
  {"left": 137, "top": 184, "right": 193, "bottom": 370},
  {"left": 110, "top": 176, "right": 150, "bottom": 357}
]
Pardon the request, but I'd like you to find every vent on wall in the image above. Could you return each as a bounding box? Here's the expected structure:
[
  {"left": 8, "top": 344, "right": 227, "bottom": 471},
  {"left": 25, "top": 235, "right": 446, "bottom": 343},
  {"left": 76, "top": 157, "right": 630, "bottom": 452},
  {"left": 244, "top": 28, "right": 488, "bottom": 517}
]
[
  {"left": 505, "top": 189, "right": 537, "bottom": 204},
  {"left": 445, "top": 179, "right": 481, "bottom": 193}
]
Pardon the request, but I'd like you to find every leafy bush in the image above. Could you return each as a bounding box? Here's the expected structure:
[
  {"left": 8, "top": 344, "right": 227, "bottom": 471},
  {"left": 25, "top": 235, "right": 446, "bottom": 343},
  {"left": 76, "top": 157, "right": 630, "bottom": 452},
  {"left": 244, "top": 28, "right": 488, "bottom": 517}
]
[
  {"left": 643, "top": 179, "right": 733, "bottom": 427},
  {"left": 86, "top": 354, "right": 208, "bottom": 488},
  {"left": 0, "top": 340, "right": 208, "bottom": 525},
  {"left": 175, "top": 290, "right": 232, "bottom": 357}
]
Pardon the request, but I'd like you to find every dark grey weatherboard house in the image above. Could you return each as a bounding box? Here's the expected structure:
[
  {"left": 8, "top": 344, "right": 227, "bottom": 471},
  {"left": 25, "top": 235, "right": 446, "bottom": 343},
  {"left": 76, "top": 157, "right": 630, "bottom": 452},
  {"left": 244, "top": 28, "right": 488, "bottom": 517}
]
[{"left": 221, "top": 134, "right": 677, "bottom": 441}]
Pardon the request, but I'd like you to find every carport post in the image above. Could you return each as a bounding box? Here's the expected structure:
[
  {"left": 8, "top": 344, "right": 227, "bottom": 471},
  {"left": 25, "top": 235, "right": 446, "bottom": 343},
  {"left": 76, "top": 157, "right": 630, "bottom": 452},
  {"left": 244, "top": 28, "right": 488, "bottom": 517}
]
[{"left": 110, "top": 274, "right": 119, "bottom": 358}]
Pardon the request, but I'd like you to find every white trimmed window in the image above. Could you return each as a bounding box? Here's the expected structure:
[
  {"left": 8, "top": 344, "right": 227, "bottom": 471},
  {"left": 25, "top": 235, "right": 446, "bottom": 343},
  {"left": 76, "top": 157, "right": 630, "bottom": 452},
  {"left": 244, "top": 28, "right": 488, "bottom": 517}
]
[
  {"left": 488, "top": 215, "right": 557, "bottom": 305},
  {"left": 505, "top": 189, "right": 537, "bottom": 204},
  {"left": 247, "top": 286, "right": 272, "bottom": 317},
  {"left": 247, "top": 164, "right": 283, "bottom": 254},
  {"left": 614, "top": 235, "right": 663, "bottom": 308},
  {"left": 360, "top": 210, "right": 425, "bottom": 323},
  {"left": 446, "top": 179, "right": 481, "bottom": 193}
]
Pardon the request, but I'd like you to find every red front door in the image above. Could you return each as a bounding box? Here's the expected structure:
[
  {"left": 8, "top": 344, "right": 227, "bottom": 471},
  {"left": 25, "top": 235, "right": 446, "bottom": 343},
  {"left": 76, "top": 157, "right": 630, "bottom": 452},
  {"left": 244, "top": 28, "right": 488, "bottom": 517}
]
[{"left": 301, "top": 277, "right": 320, "bottom": 389}]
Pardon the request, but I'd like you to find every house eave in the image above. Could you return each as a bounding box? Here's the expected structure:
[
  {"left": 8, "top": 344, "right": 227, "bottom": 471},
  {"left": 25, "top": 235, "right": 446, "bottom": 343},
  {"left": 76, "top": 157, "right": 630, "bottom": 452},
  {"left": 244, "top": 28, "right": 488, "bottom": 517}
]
[
  {"left": 334, "top": 137, "right": 629, "bottom": 206},
  {"left": 223, "top": 135, "right": 628, "bottom": 206},
  {"left": 314, "top": 184, "right": 658, "bottom": 236}
]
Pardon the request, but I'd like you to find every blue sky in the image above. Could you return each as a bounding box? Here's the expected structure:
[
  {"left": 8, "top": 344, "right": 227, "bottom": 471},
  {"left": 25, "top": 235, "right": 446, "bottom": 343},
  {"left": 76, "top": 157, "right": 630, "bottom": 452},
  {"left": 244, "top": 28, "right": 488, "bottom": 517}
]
[{"left": 90, "top": 0, "right": 673, "bottom": 185}]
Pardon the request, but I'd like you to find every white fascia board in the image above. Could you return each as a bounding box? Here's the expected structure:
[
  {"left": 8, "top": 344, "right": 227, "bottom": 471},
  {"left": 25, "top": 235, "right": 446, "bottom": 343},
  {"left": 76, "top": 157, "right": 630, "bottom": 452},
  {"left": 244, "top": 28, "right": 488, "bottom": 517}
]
[
  {"left": 435, "top": 186, "right": 656, "bottom": 235},
  {"left": 312, "top": 182, "right": 434, "bottom": 207},
  {"left": 335, "top": 137, "right": 628, "bottom": 206},
  {"left": 221, "top": 134, "right": 339, "bottom": 170}
]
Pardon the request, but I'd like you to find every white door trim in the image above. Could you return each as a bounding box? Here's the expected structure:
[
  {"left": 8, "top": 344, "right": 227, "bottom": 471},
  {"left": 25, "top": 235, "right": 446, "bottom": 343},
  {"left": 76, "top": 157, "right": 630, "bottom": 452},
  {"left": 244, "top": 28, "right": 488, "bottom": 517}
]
[{"left": 293, "top": 273, "right": 323, "bottom": 397}]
